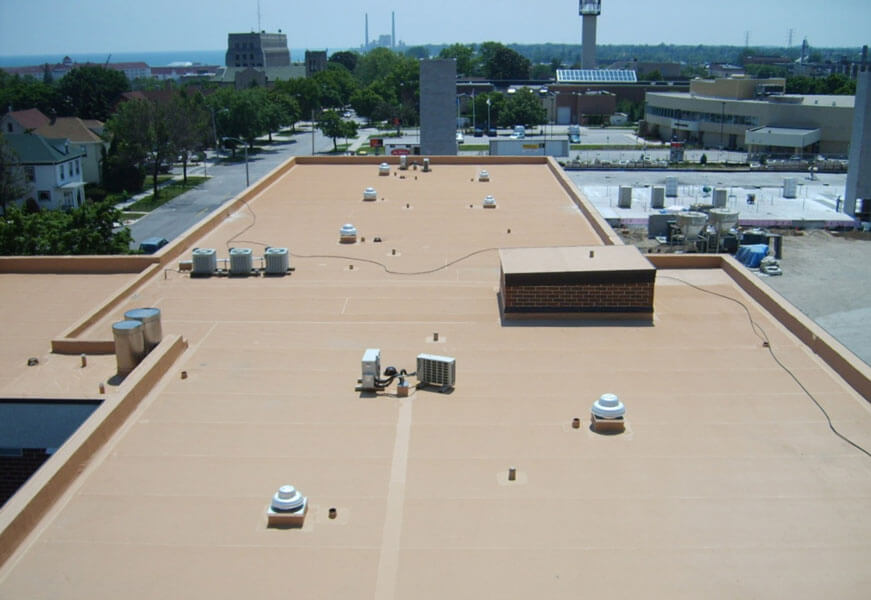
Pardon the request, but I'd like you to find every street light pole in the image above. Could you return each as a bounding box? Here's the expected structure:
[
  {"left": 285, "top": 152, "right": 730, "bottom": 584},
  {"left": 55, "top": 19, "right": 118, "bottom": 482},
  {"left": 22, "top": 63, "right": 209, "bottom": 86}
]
[{"left": 311, "top": 109, "right": 316, "bottom": 155}]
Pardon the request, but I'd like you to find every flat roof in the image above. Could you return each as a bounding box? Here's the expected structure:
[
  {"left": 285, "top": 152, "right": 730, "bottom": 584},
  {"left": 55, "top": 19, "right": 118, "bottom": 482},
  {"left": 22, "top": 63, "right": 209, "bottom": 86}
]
[
  {"left": 1, "top": 159, "right": 870, "bottom": 599},
  {"left": 500, "top": 245, "right": 654, "bottom": 274}
]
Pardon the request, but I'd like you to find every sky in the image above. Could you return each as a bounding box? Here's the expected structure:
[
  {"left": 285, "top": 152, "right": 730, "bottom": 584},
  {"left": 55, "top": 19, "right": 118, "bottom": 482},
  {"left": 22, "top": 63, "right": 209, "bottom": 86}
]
[{"left": 1, "top": 0, "right": 869, "bottom": 56}]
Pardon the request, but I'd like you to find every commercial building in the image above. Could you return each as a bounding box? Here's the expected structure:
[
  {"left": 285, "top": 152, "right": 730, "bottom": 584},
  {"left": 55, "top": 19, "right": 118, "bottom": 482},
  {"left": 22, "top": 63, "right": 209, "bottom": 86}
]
[
  {"left": 644, "top": 77, "right": 855, "bottom": 156},
  {"left": 225, "top": 31, "right": 291, "bottom": 69},
  {"left": 304, "top": 50, "right": 328, "bottom": 77},
  {"left": 0, "top": 156, "right": 869, "bottom": 598}
]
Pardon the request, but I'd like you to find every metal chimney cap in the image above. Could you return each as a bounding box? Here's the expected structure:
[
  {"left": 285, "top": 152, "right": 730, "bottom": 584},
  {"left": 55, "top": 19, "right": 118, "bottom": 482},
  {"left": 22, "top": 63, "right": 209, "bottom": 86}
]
[{"left": 592, "top": 393, "right": 625, "bottom": 418}]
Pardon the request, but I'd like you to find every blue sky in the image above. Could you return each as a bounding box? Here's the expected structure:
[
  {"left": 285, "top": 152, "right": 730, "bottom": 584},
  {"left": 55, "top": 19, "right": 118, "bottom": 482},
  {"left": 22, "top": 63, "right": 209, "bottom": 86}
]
[{"left": 1, "top": 0, "right": 869, "bottom": 55}]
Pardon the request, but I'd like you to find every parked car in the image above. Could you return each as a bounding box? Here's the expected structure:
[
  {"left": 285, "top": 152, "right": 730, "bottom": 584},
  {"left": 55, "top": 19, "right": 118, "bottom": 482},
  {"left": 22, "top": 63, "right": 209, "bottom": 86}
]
[
  {"left": 511, "top": 125, "right": 526, "bottom": 139},
  {"left": 473, "top": 128, "right": 484, "bottom": 137},
  {"left": 456, "top": 132, "right": 464, "bottom": 144},
  {"left": 138, "top": 237, "right": 168, "bottom": 254},
  {"left": 487, "top": 127, "right": 498, "bottom": 137}
]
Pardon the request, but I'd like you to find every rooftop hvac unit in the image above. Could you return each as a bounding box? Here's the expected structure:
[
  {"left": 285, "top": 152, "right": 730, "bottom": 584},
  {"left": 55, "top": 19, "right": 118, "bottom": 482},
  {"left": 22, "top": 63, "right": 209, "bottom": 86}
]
[
  {"left": 192, "top": 248, "right": 217, "bottom": 276},
  {"left": 229, "top": 247, "right": 253, "bottom": 275},
  {"left": 264, "top": 247, "right": 289, "bottom": 275},
  {"left": 416, "top": 353, "right": 456, "bottom": 388},
  {"left": 361, "top": 348, "right": 381, "bottom": 391},
  {"left": 712, "top": 188, "right": 727, "bottom": 208},
  {"left": 665, "top": 176, "right": 678, "bottom": 197},
  {"left": 618, "top": 186, "right": 632, "bottom": 208}
]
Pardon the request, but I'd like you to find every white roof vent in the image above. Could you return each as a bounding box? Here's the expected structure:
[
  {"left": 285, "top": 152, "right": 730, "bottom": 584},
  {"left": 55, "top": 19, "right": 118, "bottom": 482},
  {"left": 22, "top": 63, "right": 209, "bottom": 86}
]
[
  {"left": 363, "top": 187, "right": 377, "bottom": 201},
  {"left": 267, "top": 484, "right": 308, "bottom": 527},
  {"left": 478, "top": 169, "right": 490, "bottom": 182},
  {"left": 271, "top": 485, "right": 306, "bottom": 512},
  {"left": 379, "top": 162, "right": 390, "bottom": 176},
  {"left": 483, "top": 195, "right": 496, "bottom": 209},
  {"left": 592, "top": 393, "right": 625, "bottom": 418},
  {"left": 340, "top": 223, "right": 357, "bottom": 243}
]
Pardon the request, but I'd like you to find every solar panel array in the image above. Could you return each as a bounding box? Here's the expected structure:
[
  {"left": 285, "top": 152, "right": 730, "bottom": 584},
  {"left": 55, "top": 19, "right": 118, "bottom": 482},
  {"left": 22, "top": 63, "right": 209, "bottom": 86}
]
[{"left": 556, "top": 69, "right": 638, "bottom": 83}]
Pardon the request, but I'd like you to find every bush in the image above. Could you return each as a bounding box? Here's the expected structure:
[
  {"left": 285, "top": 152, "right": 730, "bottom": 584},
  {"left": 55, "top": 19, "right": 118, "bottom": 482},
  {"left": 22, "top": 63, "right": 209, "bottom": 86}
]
[{"left": 700, "top": 153, "right": 708, "bottom": 165}]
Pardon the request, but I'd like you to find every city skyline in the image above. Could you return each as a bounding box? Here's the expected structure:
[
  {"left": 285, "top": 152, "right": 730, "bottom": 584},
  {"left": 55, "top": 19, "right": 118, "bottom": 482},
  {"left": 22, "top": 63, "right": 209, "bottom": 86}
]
[{"left": 1, "top": 0, "right": 870, "bottom": 57}]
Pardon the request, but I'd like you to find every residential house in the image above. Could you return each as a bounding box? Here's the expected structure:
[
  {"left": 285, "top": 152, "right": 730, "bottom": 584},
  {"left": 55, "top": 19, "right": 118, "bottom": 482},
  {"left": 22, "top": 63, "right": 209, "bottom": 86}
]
[
  {"left": 1, "top": 109, "right": 51, "bottom": 134},
  {"left": 4, "top": 133, "right": 86, "bottom": 211},
  {"left": 34, "top": 117, "right": 108, "bottom": 184}
]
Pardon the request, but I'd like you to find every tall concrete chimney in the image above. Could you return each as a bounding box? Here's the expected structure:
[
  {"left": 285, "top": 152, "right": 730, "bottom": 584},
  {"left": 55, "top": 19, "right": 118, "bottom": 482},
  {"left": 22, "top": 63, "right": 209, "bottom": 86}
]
[
  {"left": 844, "top": 65, "right": 871, "bottom": 217},
  {"left": 580, "top": 0, "right": 602, "bottom": 69},
  {"left": 392, "top": 12, "right": 396, "bottom": 48},
  {"left": 365, "top": 13, "right": 369, "bottom": 50}
]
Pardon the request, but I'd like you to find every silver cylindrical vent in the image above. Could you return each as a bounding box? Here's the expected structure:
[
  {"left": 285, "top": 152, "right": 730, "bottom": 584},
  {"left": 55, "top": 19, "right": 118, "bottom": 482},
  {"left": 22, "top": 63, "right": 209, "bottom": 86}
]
[
  {"left": 123, "top": 308, "right": 162, "bottom": 352},
  {"left": 112, "top": 320, "right": 145, "bottom": 376}
]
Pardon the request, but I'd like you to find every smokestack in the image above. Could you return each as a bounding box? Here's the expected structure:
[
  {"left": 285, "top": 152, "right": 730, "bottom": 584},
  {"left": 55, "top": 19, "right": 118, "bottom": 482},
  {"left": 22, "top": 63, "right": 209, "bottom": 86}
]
[
  {"left": 580, "top": 0, "right": 602, "bottom": 70},
  {"left": 365, "top": 13, "right": 369, "bottom": 50},
  {"left": 392, "top": 12, "right": 396, "bottom": 48}
]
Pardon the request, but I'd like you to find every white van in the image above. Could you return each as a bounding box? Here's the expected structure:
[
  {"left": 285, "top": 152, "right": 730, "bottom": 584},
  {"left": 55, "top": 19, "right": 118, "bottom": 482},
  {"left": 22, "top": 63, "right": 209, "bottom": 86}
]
[{"left": 511, "top": 125, "right": 526, "bottom": 139}]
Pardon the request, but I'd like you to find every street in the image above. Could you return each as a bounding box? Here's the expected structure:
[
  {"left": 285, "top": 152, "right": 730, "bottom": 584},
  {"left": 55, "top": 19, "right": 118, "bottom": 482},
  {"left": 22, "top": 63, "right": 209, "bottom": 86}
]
[{"left": 125, "top": 123, "right": 336, "bottom": 248}]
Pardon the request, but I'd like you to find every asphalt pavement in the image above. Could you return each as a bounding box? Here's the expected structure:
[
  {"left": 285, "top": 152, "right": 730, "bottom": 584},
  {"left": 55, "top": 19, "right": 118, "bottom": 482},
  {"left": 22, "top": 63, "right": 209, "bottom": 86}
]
[{"left": 123, "top": 123, "right": 341, "bottom": 249}]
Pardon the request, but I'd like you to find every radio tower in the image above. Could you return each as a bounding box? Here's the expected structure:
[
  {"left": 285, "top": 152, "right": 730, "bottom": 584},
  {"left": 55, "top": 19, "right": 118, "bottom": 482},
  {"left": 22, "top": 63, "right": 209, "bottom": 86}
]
[{"left": 580, "top": 0, "right": 602, "bottom": 69}]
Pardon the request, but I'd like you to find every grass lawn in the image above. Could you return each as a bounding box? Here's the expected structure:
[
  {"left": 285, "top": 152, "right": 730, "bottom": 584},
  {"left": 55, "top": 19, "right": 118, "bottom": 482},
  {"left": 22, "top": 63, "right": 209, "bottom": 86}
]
[
  {"left": 126, "top": 177, "right": 208, "bottom": 211},
  {"left": 460, "top": 144, "right": 489, "bottom": 151},
  {"left": 570, "top": 144, "right": 646, "bottom": 150},
  {"left": 121, "top": 211, "right": 147, "bottom": 221},
  {"left": 143, "top": 174, "right": 173, "bottom": 189}
]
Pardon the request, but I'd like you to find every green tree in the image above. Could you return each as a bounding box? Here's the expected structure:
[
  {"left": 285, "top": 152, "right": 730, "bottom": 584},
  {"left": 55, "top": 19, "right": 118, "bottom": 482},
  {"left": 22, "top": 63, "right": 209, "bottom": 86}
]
[
  {"left": 479, "top": 42, "right": 531, "bottom": 80},
  {"left": 317, "top": 110, "right": 357, "bottom": 152},
  {"left": 167, "top": 90, "right": 210, "bottom": 184},
  {"left": 273, "top": 77, "right": 320, "bottom": 118},
  {"left": 438, "top": 44, "right": 477, "bottom": 76},
  {"left": 0, "top": 71, "right": 59, "bottom": 117},
  {"left": 329, "top": 51, "right": 359, "bottom": 72},
  {"left": 313, "top": 64, "right": 358, "bottom": 108},
  {"left": 349, "top": 87, "right": 384, "bottom": 124},
  {"left": 0, "top": 133, "right": 26, "bottom": 216},
  {"left": 355, "top": 47, "right": 403, "bottom": 86},
  {"left": 104, "top": 98, "right": 152, "bottom": 193},
  {"left": 0, "top": 201, "right": 132, "bottom": 255},
  {"left": 499, "top": 88, "right": 546, "bottom": 127},
  {"left": 406, "top": 46, "right": 430, "bottom": 59},
  {"left": 57, "top": 66, "right": 130, "bottom": 120}
]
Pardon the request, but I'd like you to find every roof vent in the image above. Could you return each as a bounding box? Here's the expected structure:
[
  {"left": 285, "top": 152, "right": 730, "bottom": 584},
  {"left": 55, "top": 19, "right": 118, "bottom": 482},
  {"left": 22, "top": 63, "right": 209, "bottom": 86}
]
[
  {"left": 483, "top": 195, "right": 496, "bottom": 209},
  {"left": 363, "top": 187, "right": 377, "bottom": 201},
  {"left": 478, "top": 169, "right": 490, "bottom": 182},
  {"left": 192, "top": 247, "right": 217, "bottom": 276},
  {"left": 123, "top": 308, "right": 162, "bottom": 352},
  {"left": 340, "top": 223, "right": 357, "bottom": 243},
  {"left": 422, "top": 158, "right": 431, "bottom": 172},
  {"left": 591, "top": 393, "right": 626, "bottom": 433},
  {"left": 264, "top": 246, "right": 289, "bottom": 275},
  {"left": 399, "top": 155, "right": 408, "bottom": 170},
  {"left": 229, "top": 247, "right": 253, "bottom": 276},
  {"left": 267, "top": 484, "right": 308, "bottom": 527},
  {"left": 379, "top": 162, "right": 390, "bottom": 176}
]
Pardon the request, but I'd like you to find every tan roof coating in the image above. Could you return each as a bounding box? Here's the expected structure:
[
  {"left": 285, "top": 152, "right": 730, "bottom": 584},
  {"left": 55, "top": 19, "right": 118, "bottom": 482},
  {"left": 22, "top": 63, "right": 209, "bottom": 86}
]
[
  {"left": 0, "top": 160, "right": 870, "bottom": 599},
  {"left": 500, "top": 245, "right": 654, "bottom": 274}
]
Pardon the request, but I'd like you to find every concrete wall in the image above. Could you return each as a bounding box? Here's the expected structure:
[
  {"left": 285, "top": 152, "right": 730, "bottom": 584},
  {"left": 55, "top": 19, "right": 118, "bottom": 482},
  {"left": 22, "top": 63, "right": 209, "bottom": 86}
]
[
  {"left": 845, "top": 68, "right": 871, "bottom": 215},
  {"left": 420, "top": 59, "right": 457, "bottom": 156}
]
